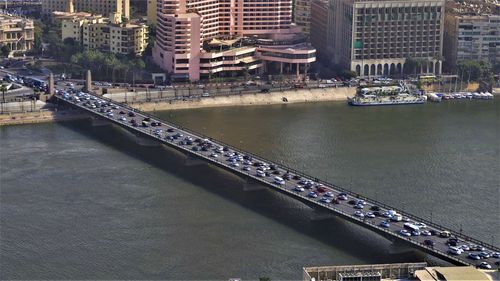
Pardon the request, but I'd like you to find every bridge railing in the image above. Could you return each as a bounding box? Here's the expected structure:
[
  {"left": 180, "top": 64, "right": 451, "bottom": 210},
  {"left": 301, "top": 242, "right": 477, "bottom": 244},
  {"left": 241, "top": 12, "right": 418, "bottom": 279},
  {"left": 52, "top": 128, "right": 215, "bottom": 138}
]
[{"left": 65, "top": 93, "right": 499, "bottom": 252}]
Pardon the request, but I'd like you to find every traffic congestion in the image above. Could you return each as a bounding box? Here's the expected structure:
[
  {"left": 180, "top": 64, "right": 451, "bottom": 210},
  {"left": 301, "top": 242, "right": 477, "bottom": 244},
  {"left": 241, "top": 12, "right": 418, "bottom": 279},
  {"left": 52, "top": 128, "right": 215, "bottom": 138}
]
[{"left": 57, "top": 89, "right": 500, "bottom": 269}]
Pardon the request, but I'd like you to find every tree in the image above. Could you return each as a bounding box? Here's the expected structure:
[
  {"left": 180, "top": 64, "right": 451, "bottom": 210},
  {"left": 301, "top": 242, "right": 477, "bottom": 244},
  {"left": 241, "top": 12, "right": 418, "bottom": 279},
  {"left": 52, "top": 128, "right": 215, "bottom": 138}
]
[
  {"left": 1, "top": 45, "right": 10, "bottom": 57},
  {"left": 0, "top": 83, "right": 7, "bottom": 104}
]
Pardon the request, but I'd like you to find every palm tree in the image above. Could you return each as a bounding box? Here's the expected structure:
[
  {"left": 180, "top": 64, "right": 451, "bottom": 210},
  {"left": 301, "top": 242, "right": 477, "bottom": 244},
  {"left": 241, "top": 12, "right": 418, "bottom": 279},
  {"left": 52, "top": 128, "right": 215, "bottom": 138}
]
[{"left": 1, "top": 83, "right": 7, "bottom": 104}]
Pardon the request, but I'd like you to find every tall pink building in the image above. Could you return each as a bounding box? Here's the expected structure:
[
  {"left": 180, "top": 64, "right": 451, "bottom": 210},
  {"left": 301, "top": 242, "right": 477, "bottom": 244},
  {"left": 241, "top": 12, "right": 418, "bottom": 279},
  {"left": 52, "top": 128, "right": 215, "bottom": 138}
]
[{"left": 153, "top": 0, "right": 315, "bottom": 81}]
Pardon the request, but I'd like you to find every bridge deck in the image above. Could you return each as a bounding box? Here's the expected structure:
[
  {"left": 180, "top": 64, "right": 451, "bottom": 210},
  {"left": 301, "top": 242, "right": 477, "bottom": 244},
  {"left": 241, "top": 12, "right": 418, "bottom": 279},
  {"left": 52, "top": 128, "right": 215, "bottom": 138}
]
[{"left": 55, "top": 91, "right": 499, "bottom": 268}]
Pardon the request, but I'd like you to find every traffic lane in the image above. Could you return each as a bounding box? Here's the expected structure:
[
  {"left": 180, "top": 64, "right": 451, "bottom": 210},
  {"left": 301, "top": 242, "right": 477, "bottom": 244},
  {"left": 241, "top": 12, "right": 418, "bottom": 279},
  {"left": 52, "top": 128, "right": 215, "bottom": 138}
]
[{"left": 59, "top": 92, "right": 498, "bottom": 268}]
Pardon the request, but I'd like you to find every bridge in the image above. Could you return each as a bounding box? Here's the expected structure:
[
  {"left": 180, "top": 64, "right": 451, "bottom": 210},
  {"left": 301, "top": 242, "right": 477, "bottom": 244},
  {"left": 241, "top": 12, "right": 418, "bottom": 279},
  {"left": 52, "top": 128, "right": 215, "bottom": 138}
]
[{"left": 54, "top": 90, "right": 499, "bottom": 268}]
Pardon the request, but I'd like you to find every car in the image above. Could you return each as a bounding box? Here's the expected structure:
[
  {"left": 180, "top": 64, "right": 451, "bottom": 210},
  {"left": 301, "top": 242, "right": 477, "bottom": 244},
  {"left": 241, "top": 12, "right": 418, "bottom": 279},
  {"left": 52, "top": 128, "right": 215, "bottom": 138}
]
[
  {"left": 354, "top": 204, "right": 364, "bottom": 209},
  {"left": 411, "top": 230, "right": 421, "bottom": 236},
  {"left": 209, "top": 153, "right": 218, "bottom": 158},
  {"left": 242, "top": 166, "right": 250, "bottom": 171},
  {"left": 230, "top": 162, "right": 240, "bottom": 167},
  {"left": 292, "top": 175, "right": 301, "bottom": 180},
  {"left": 294, "top": 186, "right": 305, "bottom": 192},
  {"left": 421, "top": 230, "right": 432, "bottom": 236},
  {"left": 474, "top": 245, "right": 485, "bottom": 252},
  {"left": 119, "top": 116, "right": 126, "bottom": 122},
  {"left": 354, "top": 211, "right": 364, "bottom": 218},
  {"left": 448, "top": 246, "right": 463, "bottom": 255},
  {"left": 201, "top": 92, "right": 210, "bottom": 97},
  {"left": 424, "top": 239, "right": 435, "bottom": 246},
  {"left": 380, "top": 221, "right": 390, "bottom": 228},
  {"left": 365, "top": 212, "right": 376, "bottom": 218},
  {"left": 316, "top": 186, "right": 327, "bottom": 193},
  {"left": 338, "top": 194, "right": 348, "bottom": 201},
  {"left": 468, "top": 253, "right": 481, "bottom": 260},
  {"left": 478, "top": 262, "right": 492, "bottom": 269},
  {"left": 320, "top": 197, "right": 331, "bottom": 204},
  {"left": 307, "top": 192, "right": 318, "bottom": 198},
  {"left": 274, "top": 176, "right": 285, "bottom": 185},
  {"left": 459, "top": 245, "right": 470, "bottom": 251},
  {"left": 324, "top": 192, "right": 334, "bottom": 197},
  {"left": 256, "top": 170, "right": 265, "bottom": 177},
  {"left": 440, "top": 231, "right": 451, "bottom": 238},
  {"left": 119, "top": 110, "right": 126, "bottom": 115},
  {"left": 399, "top": 230, "right": 411, "bottom": 237},
  {"left": 492, "top": 252, "right": 500, "bottom": 258},
  {"left": 370, "top": 205, "right": 381, "bottom": 211},
  {"left": 479, "top": 251, "right": 491, "bottom": 259},
  {"left": 348, "top": 200, "right": 357, "bottom": 205}
]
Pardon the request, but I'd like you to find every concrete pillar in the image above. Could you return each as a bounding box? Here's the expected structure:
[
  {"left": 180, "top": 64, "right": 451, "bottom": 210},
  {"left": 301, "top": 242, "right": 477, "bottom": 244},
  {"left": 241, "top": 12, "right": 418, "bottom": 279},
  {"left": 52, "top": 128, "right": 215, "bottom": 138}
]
[
  {"left": 84, "top": 70, "right": 92, "bottom": 93},
  {"left": 48, "top": 73, "right": 55, "bottom": 97},
  {"left": 296, "top": 63, "right": 300, "bottom": 78},
  {"left": 280, "top": 62, "right": 283, "bottom": 74}
]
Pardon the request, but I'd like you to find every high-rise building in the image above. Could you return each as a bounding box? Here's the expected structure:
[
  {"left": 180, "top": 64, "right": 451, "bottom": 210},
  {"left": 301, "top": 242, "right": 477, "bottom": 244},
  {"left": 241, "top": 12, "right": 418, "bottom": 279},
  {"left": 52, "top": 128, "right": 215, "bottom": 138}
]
[
  {"left": 152, "top": 0, "right": 316, "bottom": 81},
  {"left": 310, "top": 0, "right": 330, "bottom": 58},
  {"left": 42, "top": 0, "right": 130, "bottom": 19},
  {"left": 0, "top": 13, "right": 34, "bottom": 54},
  {"left": 295, "top": 0, "right": 312, "bottom": 34},
  {"left": 313, "top": 0, "right": 445, "bottom": 77},
  {"left": 444, "top": 14, "right": 499, "bottom": 72}
]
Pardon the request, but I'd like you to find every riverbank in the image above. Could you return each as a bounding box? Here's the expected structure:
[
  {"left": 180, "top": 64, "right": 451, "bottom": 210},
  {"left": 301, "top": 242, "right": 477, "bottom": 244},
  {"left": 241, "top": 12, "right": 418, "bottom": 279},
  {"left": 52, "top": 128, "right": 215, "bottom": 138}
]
[
  {"left": 127, "top": 87, "right": 356, "bottom": 111},
  {"left": 0, "top": 109, "right": 87, "bottom": 126}
]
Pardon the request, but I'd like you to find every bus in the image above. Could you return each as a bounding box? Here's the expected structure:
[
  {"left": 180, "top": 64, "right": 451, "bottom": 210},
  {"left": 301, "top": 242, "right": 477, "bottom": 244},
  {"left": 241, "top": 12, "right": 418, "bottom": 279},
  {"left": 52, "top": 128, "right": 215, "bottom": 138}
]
[
  {"left": 418, "top": 75, "right": 437, "bottom": 83},
  {"left": 403, "top": 222, "right": 420, "bottom": 232},
  {"left": 26, "top": 77, "right": 47, "bottom": 90}
]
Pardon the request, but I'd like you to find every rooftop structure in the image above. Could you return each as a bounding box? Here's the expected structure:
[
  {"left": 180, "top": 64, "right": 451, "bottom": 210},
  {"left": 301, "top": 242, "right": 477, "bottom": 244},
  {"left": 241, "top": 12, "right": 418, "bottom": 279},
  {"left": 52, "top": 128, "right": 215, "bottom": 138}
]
[
  {"left": 303, "top": 263, "right": 428, "bottom": 281},
  {"left": 152, "top": 0, "right": 315, "bottom": 81},
  {"left": 42, "top": 0, "right": 130, "bottom": 19},
  {"left": 0, "top": 12, "right": 34, "bottom": 55}
]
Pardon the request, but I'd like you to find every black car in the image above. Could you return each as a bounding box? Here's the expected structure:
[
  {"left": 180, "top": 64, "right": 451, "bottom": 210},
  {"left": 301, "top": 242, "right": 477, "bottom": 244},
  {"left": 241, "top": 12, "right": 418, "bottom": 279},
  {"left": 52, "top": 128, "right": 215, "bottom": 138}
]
[
  {"left": 223, "top": 146, "right": 229, "bottom": 152},
  {"left": 119, "top": 111, "right": 125, "bottom": 115},
  {"left": 293, "top": 175, "right": 301, "bottom": 180},
  {"left": 424, "top": 240, "right": 435, "bottom": 246},
  {"left": 128, "top": 111, "right": 136, "bottom": 117},
  {"left": 370, "top": 205, "right": 381, "bottom": 211},
  {"left": 269, "top": 164, "right": 277, "bottom": 170},
  {"left": 348, "top": 200, "right": 357, "bottom": 205},
  {"left": 272, "top": 170, "right": 280, "bottom": 175},
  {"left": 283, "top": 173, "right": 291, "bottom": 180},
  {"left": 167, "top": 128, "right": 175, "bottom": 133},
  {"left": 143, "top": 117, "right": 151, "bottom": 122},
  {"left": 373, "top": 211, "right": 382, "bottom": 217}
]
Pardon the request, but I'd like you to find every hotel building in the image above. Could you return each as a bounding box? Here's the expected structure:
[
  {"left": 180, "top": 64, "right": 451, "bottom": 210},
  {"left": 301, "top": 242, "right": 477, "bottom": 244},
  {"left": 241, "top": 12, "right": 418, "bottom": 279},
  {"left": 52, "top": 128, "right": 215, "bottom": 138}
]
[
  {"left": 311, "top": 0, "right": 445, "bottom": 77},
  {"left": 152, "top": 0, "right": 316, "bottom": 81}
]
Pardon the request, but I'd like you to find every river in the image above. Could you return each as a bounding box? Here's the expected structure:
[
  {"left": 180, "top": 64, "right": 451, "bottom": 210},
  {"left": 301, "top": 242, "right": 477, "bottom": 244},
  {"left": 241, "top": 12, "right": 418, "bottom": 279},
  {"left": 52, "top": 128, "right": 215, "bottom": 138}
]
[{"left": 1, "top": 99, "right": 498, "bottom": 279}]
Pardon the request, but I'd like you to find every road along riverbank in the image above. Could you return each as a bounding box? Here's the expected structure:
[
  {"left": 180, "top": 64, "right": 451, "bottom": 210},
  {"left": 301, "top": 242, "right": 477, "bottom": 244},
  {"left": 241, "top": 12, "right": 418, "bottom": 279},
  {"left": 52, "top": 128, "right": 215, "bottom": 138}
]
[{"left": 122, "top": 87, "right": 356, "bottom": 111}]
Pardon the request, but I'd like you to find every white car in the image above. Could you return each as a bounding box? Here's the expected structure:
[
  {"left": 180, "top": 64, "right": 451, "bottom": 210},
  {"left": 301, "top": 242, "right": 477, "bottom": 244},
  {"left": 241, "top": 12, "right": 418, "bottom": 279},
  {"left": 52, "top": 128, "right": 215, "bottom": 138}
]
[
  {"left": 365, "top": 212, "right": 376, "bottom": 218},
  {"left": 478, "top": 262, "right": 491, "bottom": 269},
  {"left": 324, "top": 192, "right": 334, "bottom": 197},
  {"left": 274, "top": 176, "right": 285, "bottom": 185},
  {"left": 320, "top": 197, "right": 331, "bottom": 204},
  {"left": 294, "top": 186, "right": 305, "bottom": 192},
  {"left": 399, "top": 230, "right": 411, "bottom": 237},
  {"left": 421, "top": 230, "right": 431, "bottom": 236},
  {"left": 354, "top": 211, "right": 364, "bottom": 218},
  {"left": 448, "top": 247, "right": 463, "bottom": 255}
]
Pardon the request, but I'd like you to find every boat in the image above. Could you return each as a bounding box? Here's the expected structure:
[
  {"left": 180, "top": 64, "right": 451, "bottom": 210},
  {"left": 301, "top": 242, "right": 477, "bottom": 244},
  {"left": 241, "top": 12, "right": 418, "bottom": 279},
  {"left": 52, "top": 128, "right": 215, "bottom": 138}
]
[
  {"left": 427, "top": 92, "right": 442, "bottom": 102},
  {"left": 348, "top": 83, "right": 426, "bottom": 106}
]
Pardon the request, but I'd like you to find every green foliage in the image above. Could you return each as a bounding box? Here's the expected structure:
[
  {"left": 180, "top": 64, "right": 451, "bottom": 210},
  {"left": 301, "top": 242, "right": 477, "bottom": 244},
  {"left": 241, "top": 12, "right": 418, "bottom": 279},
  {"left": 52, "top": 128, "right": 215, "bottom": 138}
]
[
  {"left": 259, "top": 277, "right": 271, "bottom": 281},
  {"left": 403, "top": 57, "right": 429, "bottom": 75},
  {"left": 69, "top": 50, "right": 146, "bottom": 83},
  {"left": 1, "top": 45, "right": 10, "bottom": 57}
]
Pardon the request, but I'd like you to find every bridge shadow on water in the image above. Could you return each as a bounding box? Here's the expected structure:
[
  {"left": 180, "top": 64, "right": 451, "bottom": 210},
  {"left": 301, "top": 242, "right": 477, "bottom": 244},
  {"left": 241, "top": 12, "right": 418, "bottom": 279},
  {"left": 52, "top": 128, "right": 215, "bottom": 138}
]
[{"left": 58, "top": 118, "right": 448, "bottom": 266}]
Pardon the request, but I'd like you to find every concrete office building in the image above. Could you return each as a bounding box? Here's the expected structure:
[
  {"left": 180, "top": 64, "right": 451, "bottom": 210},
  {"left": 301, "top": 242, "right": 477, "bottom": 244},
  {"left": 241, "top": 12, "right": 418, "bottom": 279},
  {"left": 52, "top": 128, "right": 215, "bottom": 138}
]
[
  {"left": 0, "top": 13, "right": 34, "bottom": 54},
  {"left": 152, "top": 0, "right": 316, "bottom": 81},
  {"left": 444, "top": 14, "right": 499, "bottom": 72},
  {"left": 42, "top": 0, "right": 130, "bottom": 19},
  {"left": 295, "top": 0, "right": 312, "bottom": 34},
  {"left": 321, "top": 0, "right": 444, "bottom": 77},
  {"left": 60, "top": 12, "right": 148, "bottom": 55}
]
